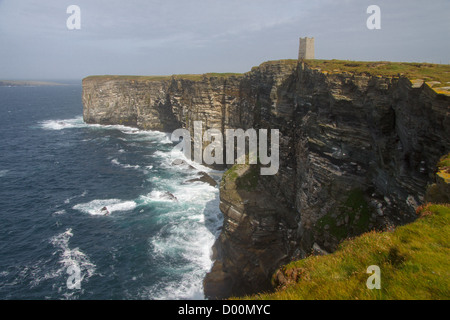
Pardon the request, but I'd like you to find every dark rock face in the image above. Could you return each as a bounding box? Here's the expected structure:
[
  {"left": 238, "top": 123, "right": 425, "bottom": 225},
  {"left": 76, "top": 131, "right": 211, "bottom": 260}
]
[
  {"left": 82, "top": 60, "right": 450, "bottom": 299},
  {"left": 171, "top": 159, "right": 196, "bottom": 171},
  {"left": 288, "top": 65, "right": 449, "bottom": 256},
  {"left": 171, "top": 159, "right": 218, "bottom": 187},
  {"left": 161, "top": 191, "right": 177, "bottom": 202},
  {"left": 186, "top": 172, "right": 217, "bottom": 187},
  {"left": 204, "top": 164, "right": 297, "bottom": 299}
]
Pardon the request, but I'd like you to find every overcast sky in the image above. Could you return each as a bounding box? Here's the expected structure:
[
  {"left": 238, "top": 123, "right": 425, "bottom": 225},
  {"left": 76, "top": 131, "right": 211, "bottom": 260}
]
[{"left": 0, "top": 0, "right": 449, "bottom": 80}]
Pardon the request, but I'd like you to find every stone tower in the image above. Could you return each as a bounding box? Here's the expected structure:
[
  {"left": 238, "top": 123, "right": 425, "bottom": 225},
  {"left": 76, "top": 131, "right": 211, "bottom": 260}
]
[{"left": 298, "top": 37, "right": 315, "bottom": 60}]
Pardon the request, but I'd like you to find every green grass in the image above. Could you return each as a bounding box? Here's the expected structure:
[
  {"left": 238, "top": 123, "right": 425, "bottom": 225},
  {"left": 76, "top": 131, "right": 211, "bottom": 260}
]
[
  {"left": 222, "top": 164, "right": 260, "bottom": 191},
  {"left": 303, "top": 59, "right": 450, "bottom": 89},
  {"left": 204, "top": 72, "right": 243, "bottom": 78},
  {"left": 437, "top": 153, "right": 450, "bottom": 168},
  {"left": 436, "top": 153, "right": 450, "bottom": 185},
  {"left": 235, "top": 165, "right": 259, "bottom": 191},
  {"left": 84, "top": 59, "right": 450, "bottom": 91},
  {"left": 84, "top": 75, "right": 173, "bottom": 81},
  {"left": 250, "top": 59, "right": 298, "bottom": 72},
  {"left": 316, "top": 189, "right": 372, "bottom": 241},
  {"left": 426, "top": 153, "right": 450, "bottom": 205},
  {"left": 241, "top": 203, "right": 450, "bottom": 300},
  {"left": 222, "top": 164, "right": 240, "bottom": 183},
  {"left": 85, "top": 60, "right": 296, "bottom": 82}
]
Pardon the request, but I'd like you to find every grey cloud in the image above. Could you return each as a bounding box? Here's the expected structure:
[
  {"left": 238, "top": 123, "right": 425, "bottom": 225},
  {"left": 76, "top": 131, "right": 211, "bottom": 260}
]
[{"left": 0, "top": 0, "right": 448, "bottom": 80}]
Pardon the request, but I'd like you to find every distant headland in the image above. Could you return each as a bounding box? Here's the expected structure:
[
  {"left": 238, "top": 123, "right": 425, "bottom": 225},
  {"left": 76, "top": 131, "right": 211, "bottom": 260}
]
[{"left": 0, "top": 80, "right": 68, "bottom": 87}]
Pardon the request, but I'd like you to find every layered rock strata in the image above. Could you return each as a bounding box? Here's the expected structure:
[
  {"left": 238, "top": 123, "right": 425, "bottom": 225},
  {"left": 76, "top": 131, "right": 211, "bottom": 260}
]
[{"left": 82, "top": 60, "right": 450, "bottom": 299}]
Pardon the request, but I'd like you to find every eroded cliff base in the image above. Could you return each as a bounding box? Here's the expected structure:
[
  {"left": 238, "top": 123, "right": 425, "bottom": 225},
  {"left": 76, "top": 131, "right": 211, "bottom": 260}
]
[{"left": 204, "top": 164, "right": 298, "bottom": 299}]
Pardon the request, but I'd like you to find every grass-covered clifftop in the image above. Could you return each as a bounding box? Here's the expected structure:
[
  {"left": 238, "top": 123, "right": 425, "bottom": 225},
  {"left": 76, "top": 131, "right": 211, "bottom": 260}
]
[
  {"left": 84, "top": 59, "right": 450, "bottom": 95},
  {"left": 240, "top": 203, "right": 449, "bottom": 300},
  {"left": 303, "top": 59, "right": 450, "bottom": 94},
  {"left": 83, "top": 72, "right": 243, "bottom": 82}
]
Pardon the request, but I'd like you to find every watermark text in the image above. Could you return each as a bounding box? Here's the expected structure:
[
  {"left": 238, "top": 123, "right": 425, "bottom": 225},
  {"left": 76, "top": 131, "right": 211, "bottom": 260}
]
[{"left": 171, "top": 122, "right": 279, "bottom": 175}]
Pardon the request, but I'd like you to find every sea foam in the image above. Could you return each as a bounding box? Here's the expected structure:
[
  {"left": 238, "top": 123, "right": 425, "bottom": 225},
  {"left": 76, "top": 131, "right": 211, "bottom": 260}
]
[
  {"left": 39, "top": 117, "right": 87, "bottom": 130},
  {"left": 50, "top": 229, "right": 96, "bottom": 297},
  {"left": 73, "top": 199, "right": 137, "bottom": 216},
  {"left": 0, "top": 170, "right": 9, "bottom": 177}
]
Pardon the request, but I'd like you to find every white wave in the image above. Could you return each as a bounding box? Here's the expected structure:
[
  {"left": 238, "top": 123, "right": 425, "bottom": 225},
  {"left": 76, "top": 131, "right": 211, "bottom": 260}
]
[
  {"left": 49, "top": 229, "right": 96, "bottom": 294},
  {"left": 145, "top": 169, "right": 222, "bottom": 299},
  {"left": 11, "top": 258, "right": 58, "bottom": 289},
  {"left": 140, "top": 190, "right": 179, "bottom": 203},
  {"left": 73, "top": 199, "right": 137, "bottom": 216},
  {"left": 151, "top": 148, "right": 214, "bottom": 176},
  {"left": 176, "top": 183, "right": 217, "bottom": 202},
  {"left": 108, "top": 125, "right": 172, "bottom": 143},
  {"left": 0, "top": 231, "right": 95, "bottom": 292},
  {"left": 148, "top": 218, "right": 218, "bottom": 300},
  {"left": 111, "top": 158, "right": 140, "bottom": 170},
  {"left": 159, "top": 134, "right": 174, "bottom": 144},
  {"left": 5, "top": 230, "right": 95, "bottom": 294},
  {"left": 39, "top": 116, "right": 172, "bottom": 144},
  {"left": 109, "top": 127, "right": 172, "bottom": 148},
  {"left": 53, "top": 210, "right": 66, "bottom": 215},
  {"left": 119, "top": 127, "right": 168, "bottom": 139},
  {"left": 152, "top": 150, "right": 171, "bottom": 160},
  {"left": 63, "top": 190, "right": 88, "bottom": 205},
  {"left": 149, "top": 271, "right": 208, "bottom": 300},
  {"left": 0, "top": 170, "right": 9, "bottom": 177},
  {"left": 139, "top": 143, "right": 222, "bottom": 299},
  {"left": 172, "top": 149, "right": 216, "bottom": 174},
  {"left": 39, "top": 116, "right": 87, "bottom": 130}
]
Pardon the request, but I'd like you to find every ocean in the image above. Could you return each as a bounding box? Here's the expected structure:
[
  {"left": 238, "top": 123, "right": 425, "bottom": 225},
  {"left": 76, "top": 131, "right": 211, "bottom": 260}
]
[{"left": 0, "top": 84, "right": 223, "bottom": 299}]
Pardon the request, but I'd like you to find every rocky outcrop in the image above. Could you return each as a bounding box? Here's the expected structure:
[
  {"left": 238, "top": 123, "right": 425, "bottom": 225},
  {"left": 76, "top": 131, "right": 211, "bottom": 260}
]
[
  {"left": 204, "top": 164, "right": 297, "bottom": 299},
  {"left": 171, "top": 159, "right": 218, "bottom": 187},
  {"left": 82, "top": 60, "right": 450, "bottom": 299},
  {"left": 186, "top": 172, "right": 218, "bottom": 187}
]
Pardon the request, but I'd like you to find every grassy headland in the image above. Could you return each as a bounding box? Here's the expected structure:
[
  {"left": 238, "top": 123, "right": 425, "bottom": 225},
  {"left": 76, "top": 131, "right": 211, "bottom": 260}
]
[
  {"left": 83, "top": 72, "right": 243, "bottom": 82},
  {"left": 303, "top": 59, "right": 450, "bottom": 93},
  {"left": 0, "top": 80, "right": 68, "bottom": 86},
  {"left": 84, "top": 59, "right": 450, "bottom": 95}
]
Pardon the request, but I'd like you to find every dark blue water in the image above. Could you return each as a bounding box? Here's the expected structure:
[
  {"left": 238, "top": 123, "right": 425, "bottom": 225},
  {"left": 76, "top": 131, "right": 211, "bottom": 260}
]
[{"left": 0, "top": 85, "right": 222, "bottom": 299}]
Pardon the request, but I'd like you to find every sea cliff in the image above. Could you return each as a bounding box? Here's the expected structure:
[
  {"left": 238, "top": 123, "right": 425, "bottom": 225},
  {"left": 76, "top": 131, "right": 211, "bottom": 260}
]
[{"left": 82, "top": 60, "right": 450, "bottom": 299}]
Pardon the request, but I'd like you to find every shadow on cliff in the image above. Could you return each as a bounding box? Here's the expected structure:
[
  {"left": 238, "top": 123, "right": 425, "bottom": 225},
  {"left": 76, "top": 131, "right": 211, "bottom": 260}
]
[{"left": 202, "top": 188, "right": 223, "bottom": 239}]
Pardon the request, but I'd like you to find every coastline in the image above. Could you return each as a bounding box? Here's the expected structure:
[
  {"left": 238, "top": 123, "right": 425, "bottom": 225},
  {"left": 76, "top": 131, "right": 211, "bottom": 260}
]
[{"left": 81, "top": 59, "right": 450, "bottom": 299}]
